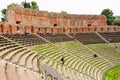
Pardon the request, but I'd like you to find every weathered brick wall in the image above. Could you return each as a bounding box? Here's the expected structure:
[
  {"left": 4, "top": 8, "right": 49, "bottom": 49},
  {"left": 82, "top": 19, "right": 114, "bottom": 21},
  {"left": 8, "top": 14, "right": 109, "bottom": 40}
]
[
  {"left": 1, "top": 6, "right": 119, "bottom": 34},
  {"left": 5, "top": 6, "right": 107, "bottom": 28},
  {"left": 0, "top": 22, "right": 120, "bottom": 34}
]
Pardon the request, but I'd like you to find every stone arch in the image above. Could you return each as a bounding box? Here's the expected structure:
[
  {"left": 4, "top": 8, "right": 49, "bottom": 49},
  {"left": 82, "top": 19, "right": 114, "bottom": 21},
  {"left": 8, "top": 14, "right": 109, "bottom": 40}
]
[
  {"left": 114, "top": 27, "right": 116, "bottom": 31},
  {"left": 94, "top": 27, "right": 97, "bottom": 31},
  {"left": 70, "top": 28, "right": 72, "bottom": 32},
  {"left": 31, "top": 26, "right": 34, "bottom": 33},
  {"left": 54, "top": 23, "right": 57, "bottom": 27},
  {"left": 0, "top": 24, "right": 4, "bottom": 33},
  {"left": 81, "top": 28, "right": 84, "bottom": 32},
  {"left": 107, "top": 27, "right": 110, "bottom": 32},
  {"left": 63, "top": 28, "right": 65, "bottom": 32},
  {"left": 51, "top": 28, "right": 53, "bottom": 33},
  {"left": 101, "top": 27, "right": 104, "bottom": 32},
  {"left": 16, "top": 21, "right": 21, "bottom": 24},
  {"left": 9, "top": 25, "right": 12, "bottom": 34},
  {"left": 76, "top": 28, "right": 78, "bottom": 32},
  {"left": 87, "top": 24, "right": 91, "bottom": 27}
]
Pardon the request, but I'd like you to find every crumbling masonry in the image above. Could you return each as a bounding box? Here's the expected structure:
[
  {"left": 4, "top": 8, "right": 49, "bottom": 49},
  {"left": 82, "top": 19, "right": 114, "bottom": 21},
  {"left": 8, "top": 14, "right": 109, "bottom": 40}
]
[{"left": 0, "top": 6, "right": 120, "bottom": 34}]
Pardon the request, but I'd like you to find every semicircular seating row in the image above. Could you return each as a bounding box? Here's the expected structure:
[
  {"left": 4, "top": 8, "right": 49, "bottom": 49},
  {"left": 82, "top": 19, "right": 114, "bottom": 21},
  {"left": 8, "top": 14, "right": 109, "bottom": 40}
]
[
  {"left": 33, "top": 42, "right": 118, "bottom": 80},
  {"left": 1, "top": 32, "right": 120, "bottom": 80},
  {"left": 0, "top": 36, "right": 46, "bottom": 80}
]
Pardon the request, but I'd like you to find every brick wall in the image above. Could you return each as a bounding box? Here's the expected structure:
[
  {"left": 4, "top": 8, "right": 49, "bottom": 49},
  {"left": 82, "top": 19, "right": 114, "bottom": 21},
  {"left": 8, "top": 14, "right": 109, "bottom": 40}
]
[
  {"left": 0, "top": 6, "right": 118, "bottom": 34},
  {"left": 0, "top": 22, "right": 120, "bottom": 34},
  {"left": 5, "top": 6, "right": 107, "bottom": 28}
]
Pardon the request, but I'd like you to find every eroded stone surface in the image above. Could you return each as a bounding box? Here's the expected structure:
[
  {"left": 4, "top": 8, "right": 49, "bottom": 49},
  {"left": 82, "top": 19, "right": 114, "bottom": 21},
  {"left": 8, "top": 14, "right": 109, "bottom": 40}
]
[{"left": 0, "top": 6, "right": 119, "bottom": 34}]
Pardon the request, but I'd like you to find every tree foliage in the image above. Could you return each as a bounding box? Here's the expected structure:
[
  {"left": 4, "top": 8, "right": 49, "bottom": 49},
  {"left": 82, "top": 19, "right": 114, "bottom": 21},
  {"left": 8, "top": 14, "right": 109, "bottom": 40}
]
[
  {"left": 101, "top": 8, "right": 115, "bottom": 25},
  {"left": 61, "top": 11, "right": 67, "bottom": 18},
  {"left": 22, "top": 1, "right": 39, "bottom": 10},
  {"left": 1, "top": 8, "right": 7, "bottom": 22},
  {"left": 31, "top": 1, "right": 39, "bottom": 10},
  {"left": 113, "top": 17, "right": 120, "bottom": 26},
  {"left": 22, "top": 1, "right": 31, "bottom": 8},
  {"left": 61, "top": 11, "right": 67, "bottom": 14}
]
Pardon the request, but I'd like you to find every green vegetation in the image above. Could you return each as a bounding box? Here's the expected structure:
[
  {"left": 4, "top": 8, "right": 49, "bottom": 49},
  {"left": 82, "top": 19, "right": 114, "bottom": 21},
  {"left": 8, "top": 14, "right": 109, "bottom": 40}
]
[
  {"left": 32, "top": 41, "right": 120, "bottom": 80},
  {"left": 101, "top": 8, "right": 115, "bottom": 25},
  {"left": 32, "top": 44, "right": 62, "bottom": 58},
  {"left": 113, "top": 17, "right": 120, "bottom": 26},
  {"left": 22, "top": 1, "right": 39, "bottom": 10},
  {"left": 1, "top": 8, "right": 7, "bottom": 22},
  {"left": 87, "top": 43, "right": 120, "bottom": 57},
  {"left": 55, "top": 41, "right": 91, "bottom": 54},
  {"left": 104, "top": 65, "right": 120, "bottom": 80},
  {"left": 61, "top": 11, "right": 68, "bottom": 18}
]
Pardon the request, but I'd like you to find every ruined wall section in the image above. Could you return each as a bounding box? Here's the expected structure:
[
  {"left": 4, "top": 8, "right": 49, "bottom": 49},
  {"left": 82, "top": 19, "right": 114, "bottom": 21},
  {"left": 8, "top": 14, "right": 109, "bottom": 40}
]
[
  {"left": 5, "top": 7, "right": 16, "bottom": 23},
  {"left": 5, "top": 6, "right": 107, "bottom": 28}
]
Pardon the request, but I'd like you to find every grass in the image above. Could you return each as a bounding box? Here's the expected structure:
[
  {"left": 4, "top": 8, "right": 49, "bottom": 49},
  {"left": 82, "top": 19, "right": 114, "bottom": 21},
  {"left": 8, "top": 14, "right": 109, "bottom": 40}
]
[
  {"left": 32, "top": 42, "right": 120, "bottom": 80},
  {"left": 87, "top": 43, "right": 120, "bottom": 58},
  {"left": 104, "top": 65, "right": 120, "bottom": 80}
]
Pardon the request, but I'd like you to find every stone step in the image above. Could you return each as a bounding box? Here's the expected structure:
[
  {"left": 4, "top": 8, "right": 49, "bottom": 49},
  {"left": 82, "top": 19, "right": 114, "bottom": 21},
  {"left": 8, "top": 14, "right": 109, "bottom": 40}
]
[{"left": 0, "top": 60, "right": 7, "bottom": 80}]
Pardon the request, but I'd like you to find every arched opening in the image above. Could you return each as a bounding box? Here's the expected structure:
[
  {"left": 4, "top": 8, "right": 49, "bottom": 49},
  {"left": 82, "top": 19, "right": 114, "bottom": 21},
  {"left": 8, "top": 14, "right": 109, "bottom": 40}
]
[
  {"left": 37, "top": 28, "right": 41, "bottom": 34},
  {"left": 94, "top": 28, "right": 97, "bottom": 31},
  {"left": 82, "top": 28, "right": 84, "bottom": 32},
  {"left": 88, "top": 28, "right": 90, "bottom": 32},
  {"left": 38, "top": 28, "right": 40, "bottom": 31},
  {"left": 107, "top": 28, "right": 110, "bottom": 32},
  {"left": 70, "top": 28, "right": 72, "bottom": 32},
  {"left": 0, "top": 25, "right": 4, "bottom": 33},
  {"left": 76, "top": 28, "right": 78, "bottom": 32},
  {"left": 31, "top": 26, "right": 34, "bottom": 33},
  {"left": 45, "top": 28, "right": 47, "bottom": 34},
  {"left": 63, "top": 28, "right": 65, "bottom": 32},
  {"left": 16, "top": 26, "right": 20, "bottom": 34},
  {"left": 9, "top": 25, "right": 12, "bottom": 34},
  {"left": 17, "top": 26, "right": 19, "bottom": 31},
  {"left": 114, "top": 27, "right": 116, "bottom": 31},
  {"left": 54, "top": 24, "right": 57, "bottom": 27},
  {"left": 51, "top": 28, "right": 53, "bottom": 34},
  {"left": 16, "top": 21, "right": 21, "bottom": 24},
  {"left": 88, "top": 24, "right": 91, "bottom": 27},
  {"left": 24, "top": 27, "right": 29, "bottom": 34},
  {"left": 101, "top": 28, "right": 104, "bottom": 32}
]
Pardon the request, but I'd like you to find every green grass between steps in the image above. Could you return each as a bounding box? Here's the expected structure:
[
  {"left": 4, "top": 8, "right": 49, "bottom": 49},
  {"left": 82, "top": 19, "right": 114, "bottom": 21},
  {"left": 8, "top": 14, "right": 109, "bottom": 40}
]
[
  {"left": 104, "top": 65, "right": 120, "bottom": 80},
  {"left": 87, "top": 43, "right": 120, "bottom": 57}
]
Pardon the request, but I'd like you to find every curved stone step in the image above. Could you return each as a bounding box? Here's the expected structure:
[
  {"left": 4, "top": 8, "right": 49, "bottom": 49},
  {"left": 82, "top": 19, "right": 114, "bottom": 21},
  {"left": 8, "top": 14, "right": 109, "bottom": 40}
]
[
  {"left": 0, "top": 46, "right": 20, "bottom": 58},
  {"left": 4, "top": 48, "right": 26, "bottom": 60},
  {"left": 2, "top": 47, "right": 23, "bottom": 59},
  {"left": 6, "top": 63, "right": 20, "bottom": 80},
  {"left": 11, "top": 50, "right": 30, "bottom": 63},
  {"left": 0, "top": 60, "right": 7, "bottom": 80},
  {"left": 26, "top": 53, "right": 37, "bottom": 69},
  {"left": 19, "top": 51, "right": 33, "bottom": 66},
  {"left": 16, "top": 67, "right": 29, "bottom": 80}
]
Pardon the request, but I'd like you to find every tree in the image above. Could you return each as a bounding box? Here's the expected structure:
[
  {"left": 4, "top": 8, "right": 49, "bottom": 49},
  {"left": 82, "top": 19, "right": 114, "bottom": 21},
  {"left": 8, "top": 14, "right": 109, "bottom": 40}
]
[
  {"left": 1, "top": 8, "right": 7, "bottom": 22},
  {"left": 31, "top": 1, "right": 39, "bottom": 10},
  {"left": 22, "top": 1, "right": 31, "bottom": 8},
  {"left": 113, "top": 17, "right": 120, "bottom": 26},
  {"left": 22, "top": 1, "right": 39, "bottom": 10},
  {"left": 61, "top": 11, "right": 67, "bottom": 14},
  {"left": 61, "top": 11, "right": 67, "bottom": 18},
  {"left": 101, "top": 8, "right": 115, "bottom": 25}
]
